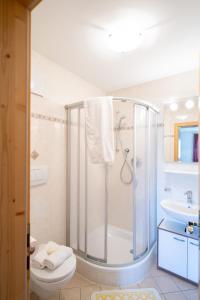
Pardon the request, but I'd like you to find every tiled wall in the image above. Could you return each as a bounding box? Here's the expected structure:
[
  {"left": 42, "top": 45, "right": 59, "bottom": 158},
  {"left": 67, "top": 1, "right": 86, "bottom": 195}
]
[
  {"left": 30, "top": 50, "right": 106, "bottom": 245},
  {"left": 30, "top": 94, "right": 67, "bottom": 244},
  {"left": 163, "top": 173, "right": 198, "bottom": 205},
  {"left": 157, "top": 114, "right": 198, "bottom": 223}
]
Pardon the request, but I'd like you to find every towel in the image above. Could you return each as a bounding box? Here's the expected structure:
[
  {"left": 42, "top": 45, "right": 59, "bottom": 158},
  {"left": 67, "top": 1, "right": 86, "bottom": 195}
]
[
  {"left": 84, "top": 97, "right": 115, "bottom": 164},
  {"left": 30, "top": 236, "right": 37, "bottom": 248},
  {"left": 32, "top": 245, "right": 48, "bottom": 269},
  {"left": 44, "top": 246, "right": 73, "bottom": 270},
  {"left": 31, "top": 241, "right": 59, "bottom": 269}
]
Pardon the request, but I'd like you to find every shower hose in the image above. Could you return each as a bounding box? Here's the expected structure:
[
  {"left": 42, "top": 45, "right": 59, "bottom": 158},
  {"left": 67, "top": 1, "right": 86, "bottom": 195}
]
[
  {"left": 120, "top": 148, "right": 134, "bottom": 185},
  {"left": 116, "top": 115, "right": 134, "bottom": 185}
]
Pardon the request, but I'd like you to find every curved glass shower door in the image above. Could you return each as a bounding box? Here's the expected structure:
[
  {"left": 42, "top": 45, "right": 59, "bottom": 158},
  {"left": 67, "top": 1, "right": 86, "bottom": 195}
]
[
  {"left": 133, "top": 104, "right": 149, "bottom": 259},
  {"left": 86, "top": 162, "right": 107, "bottom": 262},
  {"left": 67, "top": 98, "right": 158, "bottom": 267},
  {"left": 68, "top": 106, "right": 107, "bottom": 263},
  {"left": 133, "top": 104, "right": 157, "bottom": 260}
]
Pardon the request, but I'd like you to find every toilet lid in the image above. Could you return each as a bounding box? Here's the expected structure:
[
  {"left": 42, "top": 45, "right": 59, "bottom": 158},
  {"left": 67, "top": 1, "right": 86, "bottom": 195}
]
[{"left": 31, "top": 254, "right": 76, "bottom": 283}]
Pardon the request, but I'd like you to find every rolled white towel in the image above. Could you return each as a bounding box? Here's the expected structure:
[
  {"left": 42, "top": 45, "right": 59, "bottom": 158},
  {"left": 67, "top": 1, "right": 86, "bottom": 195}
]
[
  {"left": 32, "top": 245, "right": 48, "bottom": 269},
  {"left": 30, "top": 236, "right": 37, "bottom": 248},
  {"left": 31, "top": 241, "right": 59, "bottom": 269},
  {"left": 46, "top": 241, "right": 59, "bottom": 255},
  {"left": 44, "top": 246, "right": 73, "bottom": 270}
]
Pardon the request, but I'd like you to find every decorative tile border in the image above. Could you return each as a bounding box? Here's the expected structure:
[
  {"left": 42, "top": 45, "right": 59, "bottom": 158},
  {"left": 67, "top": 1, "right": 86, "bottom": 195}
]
[
  {"left": 69, "top": 122, "right": 134, "bottom": 130},
  {"left": 31, "top": 150, "right": 39, "bottom": 160},
  {"left": 114, "top": 126, "right": 134, "bottom": 131},
  {"left": 31, "top": 112, "right": 66, "bottom": 124}
]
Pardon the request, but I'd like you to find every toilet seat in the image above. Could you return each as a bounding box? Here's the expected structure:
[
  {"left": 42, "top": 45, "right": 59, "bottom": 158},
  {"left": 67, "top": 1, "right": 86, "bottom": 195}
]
[{"left": 31, "top": 254, "right": 76, "bottom": 283}]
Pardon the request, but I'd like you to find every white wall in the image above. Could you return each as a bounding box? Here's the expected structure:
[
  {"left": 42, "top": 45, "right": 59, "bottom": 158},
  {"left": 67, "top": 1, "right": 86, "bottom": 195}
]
[
  {"left": 30, "top": 51, "right": 105, "bottom": 245},
  {"left": 110, "top": 70, "right": 199, "bottom": 108},
  {"left": 31, "top": 50, "right": 105, "bottom": 105}
]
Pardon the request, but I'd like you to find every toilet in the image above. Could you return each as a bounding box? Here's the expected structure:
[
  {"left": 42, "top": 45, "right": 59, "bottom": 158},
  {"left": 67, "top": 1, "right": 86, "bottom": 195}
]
[{"left": 30, "top": 245, "right": 76, "bottom": 299}]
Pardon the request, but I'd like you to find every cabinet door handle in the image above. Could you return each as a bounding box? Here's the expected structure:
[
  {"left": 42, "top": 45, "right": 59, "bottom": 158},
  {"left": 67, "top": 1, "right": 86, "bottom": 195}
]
[
  {"left": 190, "top": 241, "right": 199, "bottom": 247},
  {"left": 173, "top": 237, "right": 185, "bottom": 242}
]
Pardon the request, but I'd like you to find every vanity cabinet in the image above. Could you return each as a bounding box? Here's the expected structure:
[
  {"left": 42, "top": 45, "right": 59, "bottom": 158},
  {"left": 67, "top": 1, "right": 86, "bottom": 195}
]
[
  {"left": 159, "top": 230, "right": 187, "bottom": 277},
  {"left": 158, "top": 219, "right": 199, "bottom": 283},
  {"left": 188, "top": 238, "right": 199, "bottom": 283}
]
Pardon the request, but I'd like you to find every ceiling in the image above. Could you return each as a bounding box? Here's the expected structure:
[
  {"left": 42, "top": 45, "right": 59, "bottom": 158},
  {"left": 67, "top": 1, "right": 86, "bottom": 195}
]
[{"left": 32, "top": 0, "right": 200, "bottom": 92}]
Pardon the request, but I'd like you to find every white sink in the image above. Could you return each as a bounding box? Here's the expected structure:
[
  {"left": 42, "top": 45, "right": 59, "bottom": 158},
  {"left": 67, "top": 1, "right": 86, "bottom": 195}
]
[{"left": 161, "top": 200, "right": 199, "bottom": 223}]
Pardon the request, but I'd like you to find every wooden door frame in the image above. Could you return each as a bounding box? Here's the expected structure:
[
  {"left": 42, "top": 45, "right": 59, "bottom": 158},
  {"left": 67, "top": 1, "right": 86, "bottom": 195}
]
[{"left": 0, "top": 0, "right": 41, "bottom": 299}]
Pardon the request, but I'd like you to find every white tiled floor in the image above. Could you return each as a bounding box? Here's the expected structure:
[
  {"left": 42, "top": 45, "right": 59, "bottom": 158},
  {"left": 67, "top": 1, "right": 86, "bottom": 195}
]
[{"left": 30, "top": 263, "right": 199, "bottom": 300}]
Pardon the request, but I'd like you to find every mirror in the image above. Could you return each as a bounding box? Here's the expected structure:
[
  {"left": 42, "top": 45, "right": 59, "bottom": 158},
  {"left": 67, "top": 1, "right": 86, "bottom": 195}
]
[{"left": 164, "top": 97, "right": 199, "bottom": 163}]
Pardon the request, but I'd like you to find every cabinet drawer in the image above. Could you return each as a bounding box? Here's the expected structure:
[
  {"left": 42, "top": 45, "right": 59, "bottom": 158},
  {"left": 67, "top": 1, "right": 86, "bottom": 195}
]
[
  {"left": 188, "top": 238, "right": 199, "bottom": 283},
  {"left": 158, "top": 229, "right": 187, "bottom": 277}
]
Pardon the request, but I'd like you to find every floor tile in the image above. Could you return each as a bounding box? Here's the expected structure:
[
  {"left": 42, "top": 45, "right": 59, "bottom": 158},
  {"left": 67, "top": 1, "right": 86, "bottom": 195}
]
[
  {"left": 119, "top": 283, "right": 140, "bottom": 289},
  {"left": 163, "top": 292, "right": 187, "bottom": 300},
  {"left": 60, "top": 287, "right": 80, "bottom": 300},
  {"left": 30, "top": 293, "right": 38, "bottom": 300},
  {"left": 139, "top": 277, "right": 161, "bottom": 292},
  {"left": 183, "top": 289, "right": 199, "bottom": 300},
  {"left": 100, "top": 285, "right": 119, "bottom": 290},
  {"left": 62, "top": 273, "right": 95, "bottom": 289},
  {"left": 154, "top": 276, "right": 180, "bottom": 293},
  {"left": 159, "top": 293, "right": 166, "bottom": 300},
  {"left": 81, "top": 285, "right": 101, "bottom": 300},
  {"left": 48, "top": 293, "right": 60, "bottom": 300},
  {"left": 172, "top": 277, "right": 197, "bottom": 291},
  {"left": 150, "top": 265, "right": 170, "bottom": 278}
]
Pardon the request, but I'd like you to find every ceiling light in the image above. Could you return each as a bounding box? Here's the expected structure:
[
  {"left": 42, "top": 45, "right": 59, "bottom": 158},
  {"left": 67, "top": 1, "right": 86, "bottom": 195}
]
[
  {"left": 169, "top": 103, "right": 178, "bottom": 111},
  {"left": 108, "top": 30, "right": 143, "bottom": 53},
  {"left": 185, "top": 100, "right": 194, "bottom": 109}
]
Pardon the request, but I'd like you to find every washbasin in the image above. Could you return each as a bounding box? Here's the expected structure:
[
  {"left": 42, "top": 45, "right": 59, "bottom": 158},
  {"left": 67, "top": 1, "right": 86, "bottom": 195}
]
[{"left": 161, "top": 199, "right": 199, "bottom": 223}]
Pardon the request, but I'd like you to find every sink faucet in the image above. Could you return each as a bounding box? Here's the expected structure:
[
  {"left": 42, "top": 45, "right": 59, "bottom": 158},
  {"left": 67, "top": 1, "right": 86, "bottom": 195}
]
[{"left": 184, "top": 190, "right": 193, "bottom": 204}]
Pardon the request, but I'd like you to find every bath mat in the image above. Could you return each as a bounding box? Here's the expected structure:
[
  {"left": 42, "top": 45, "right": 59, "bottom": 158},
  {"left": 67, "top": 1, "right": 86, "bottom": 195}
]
[{"left": 91, "top": 288, "right": 161, "bottom": 300}]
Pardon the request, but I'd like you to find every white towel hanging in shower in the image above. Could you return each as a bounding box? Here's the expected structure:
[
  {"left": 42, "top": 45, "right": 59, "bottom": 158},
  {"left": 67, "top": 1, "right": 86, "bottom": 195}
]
[{"left": 84, "top": 97, "right": 115, "bottom": 164}]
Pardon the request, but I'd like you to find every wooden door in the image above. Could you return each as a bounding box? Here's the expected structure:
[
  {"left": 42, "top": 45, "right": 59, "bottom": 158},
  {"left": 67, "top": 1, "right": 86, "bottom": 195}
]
[{"left": 0, "top": 0, "right": 40, "bottom": 299}]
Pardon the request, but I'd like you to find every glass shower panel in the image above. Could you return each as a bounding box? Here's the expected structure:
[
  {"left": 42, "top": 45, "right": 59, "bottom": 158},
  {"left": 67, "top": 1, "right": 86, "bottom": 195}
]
[
  {"left": 149, "top": 109, "right": 157, "bottom": 247},
  {"left": 86, "top": 155, "right": 106, "bottom": 262},
  {"left": 68, "top": 99, "right": 158, "bottom": 267},
  {"left": 69, "top": 109, "right": 78, "bottom": 251},
  {"left": 79, "top": 108, "right": 86, "bottom": 253},
  {"left": 107, "top": 101, "right": 134, "bottom": 265},
  {"left": 133, "top": 104, "right": 148, "bottom": 259}
]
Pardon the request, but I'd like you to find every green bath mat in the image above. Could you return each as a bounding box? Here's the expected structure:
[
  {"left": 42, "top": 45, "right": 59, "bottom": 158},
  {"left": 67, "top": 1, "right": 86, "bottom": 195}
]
[{"left": 91, "top": 288, "right": 161, "bottom": 300}]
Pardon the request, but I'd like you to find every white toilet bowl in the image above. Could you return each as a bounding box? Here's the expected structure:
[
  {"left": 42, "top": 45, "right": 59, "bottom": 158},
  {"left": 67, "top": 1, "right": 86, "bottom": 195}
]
[{"left": 30, "top": 252, "right": 76, "bottom": 299}]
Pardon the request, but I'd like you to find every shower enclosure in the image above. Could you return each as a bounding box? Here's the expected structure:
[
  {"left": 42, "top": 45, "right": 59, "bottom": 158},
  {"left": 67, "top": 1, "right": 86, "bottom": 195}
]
[{"left": 66, "top": 97, "right": 158, "bottom": 284}]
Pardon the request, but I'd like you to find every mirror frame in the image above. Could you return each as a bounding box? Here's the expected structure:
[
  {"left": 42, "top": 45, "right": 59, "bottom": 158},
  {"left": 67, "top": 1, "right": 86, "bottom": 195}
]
[{"left": 174, "top": 121, "right": 198, "bottom": 161}]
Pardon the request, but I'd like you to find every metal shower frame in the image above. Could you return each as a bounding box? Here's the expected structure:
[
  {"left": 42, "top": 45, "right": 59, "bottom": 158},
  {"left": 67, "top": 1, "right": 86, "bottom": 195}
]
[{"left": 65, "top": 97, "right": 159, "bottom": 267}]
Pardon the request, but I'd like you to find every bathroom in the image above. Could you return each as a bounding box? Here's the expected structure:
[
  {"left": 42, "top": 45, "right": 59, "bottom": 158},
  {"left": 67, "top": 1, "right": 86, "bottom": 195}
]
[{"left": 29, "top": 1, "right": 199, "bottom": 300}]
